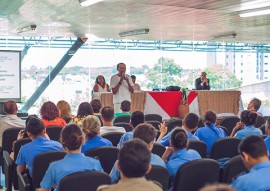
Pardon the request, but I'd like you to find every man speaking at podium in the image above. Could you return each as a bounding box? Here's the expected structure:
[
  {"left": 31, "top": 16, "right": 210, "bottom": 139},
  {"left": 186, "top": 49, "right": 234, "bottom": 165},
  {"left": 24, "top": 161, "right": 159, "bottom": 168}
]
[{"left": 195, "top": 72, "right": 211, "bottom": 90}]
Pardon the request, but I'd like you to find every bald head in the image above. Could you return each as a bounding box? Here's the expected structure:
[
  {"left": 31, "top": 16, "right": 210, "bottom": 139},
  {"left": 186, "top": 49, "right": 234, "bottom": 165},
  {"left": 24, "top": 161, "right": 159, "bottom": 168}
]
[{"left": 3, "top": 100, "right": 18, "bottom": 114}]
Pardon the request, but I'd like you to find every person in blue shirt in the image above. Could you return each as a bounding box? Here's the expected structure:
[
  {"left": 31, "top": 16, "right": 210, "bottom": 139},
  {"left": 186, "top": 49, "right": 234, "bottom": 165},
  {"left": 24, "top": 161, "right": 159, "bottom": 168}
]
[
  {"left": 111, "top": 123, "right": 166, "bottom": 183},
  {"left": 40, "top": 123, "right": 103, "bottom": 191},
  {"left": 162, "top": 128, "right": 201, "bottom": 186},
  {"left": 194, "top": 110, "right": 226, "bottom": 156},
  {"left": 81, "top": 115, "right": 112, "bottom": 153},
  {"left": 231, "top": 136, "right": 270, "bottom": 191},
  {"left": 16, "top": 117, "right": 64, "bottom": 177},
  {"left": 230, "top": 110, "right": 262, "bottom": 139},
  {"left": 264, "top": 116, "right": 270, "bottom": 159},
  {"left": 157, "top": 113, "right": 200, "bottom": 147},
  {"left": 117, "top": 111, "right": 145, "bottom": 148}
]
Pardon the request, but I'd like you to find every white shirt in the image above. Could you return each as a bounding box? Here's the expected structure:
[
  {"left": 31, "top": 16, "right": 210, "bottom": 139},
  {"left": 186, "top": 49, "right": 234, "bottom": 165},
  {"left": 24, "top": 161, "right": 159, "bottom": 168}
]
[
  {"left": 110, "top": 74, "right": 134, "bottom": 104},
  {"left": 97, "top": 84, "right": 109, "bottom": 92},
  {"left": 100, "top": 126, "right": 126, "bottom": 135},
  {"left": 92, "top": 84, "right": 109, "bottom": 99}
]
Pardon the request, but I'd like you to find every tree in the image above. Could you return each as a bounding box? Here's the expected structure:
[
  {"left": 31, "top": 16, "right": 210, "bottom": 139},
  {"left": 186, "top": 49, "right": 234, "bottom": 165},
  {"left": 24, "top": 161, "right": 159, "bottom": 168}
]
[
  {"left": 204, "top": 64, "right": 242, "bottom": 90},
  {"left": 147, "top": 57, "right": 182, "bottom": 89}
]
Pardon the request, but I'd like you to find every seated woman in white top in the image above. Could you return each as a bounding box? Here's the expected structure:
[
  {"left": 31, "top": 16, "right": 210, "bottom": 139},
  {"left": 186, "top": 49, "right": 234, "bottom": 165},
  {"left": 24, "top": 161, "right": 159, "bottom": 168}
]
[{"left": 93, "top": 75, "right": 110, "bottom": 93}]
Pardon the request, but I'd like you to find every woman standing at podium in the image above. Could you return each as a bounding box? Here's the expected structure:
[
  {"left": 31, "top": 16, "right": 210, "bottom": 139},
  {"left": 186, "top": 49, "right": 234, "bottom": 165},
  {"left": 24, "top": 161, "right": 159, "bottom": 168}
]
[{"left": 92, "top": 75, "right": 110, "bottom": 99}]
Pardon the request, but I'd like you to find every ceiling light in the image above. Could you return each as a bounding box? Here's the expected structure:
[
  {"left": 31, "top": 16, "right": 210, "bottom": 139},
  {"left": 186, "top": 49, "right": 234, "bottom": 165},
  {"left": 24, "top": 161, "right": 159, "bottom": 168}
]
[
  {"left": 79, "top": 0, "right": 103, "bottom": 7},
  {"left": 212, "top": 32, "right": 237, "bottom": 40},
  {"left": 16, "top": 25, "right": 37, "bottom": 33},
  {"left": 119, "top": 29, "right": 150, "bottom": 37},
  {"left": 239, "top": 6, "right": 270, "bottom": 17}
]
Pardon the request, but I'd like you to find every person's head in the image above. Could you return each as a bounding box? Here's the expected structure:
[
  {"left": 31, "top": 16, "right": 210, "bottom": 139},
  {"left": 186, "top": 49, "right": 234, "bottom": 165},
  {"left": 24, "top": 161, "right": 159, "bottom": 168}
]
[
  {"left": 131, "top": 75, "right": 136, "bottom": 84},
  {"left": 57, "top": 100, "right": 72, "bottom": 119},
  {"left": 90, "top": 99, "right": 102, "bottom": 113},
  {"left": 26, "top": 117, "right": 45, "bottom": 139},
  {"left": 240, "top": 110, "right": 257, "bottom": 126},
  {"left": 201, "top": 72, "right": 207, "bottom": 80},
  {"left": 40, "top": 101, "right": 59, "bottom": 120},
  {"left": 101, "top": 106, "right": 114, "bottom": 122},
  {"left": 203, "top": 110, "right": 217, "bottom": 126},
  {"left": 82, "top": 115, "right": 101, "bottom": 139},
  {"left": 3, "top": 100, "right": 18, "bottom": 115},
  {"left": 133, "top": 123, "right": 157, "bottom": 150},
  {"left": 117, "top": 138, "right": 151, "bottom": 178},
  {"left": 170, "top": 128, "right": 188, "bottom": 150},
  {"left": 96, "top": 75, "right": 106, "bottom": 85},
  {"left": 265, "top": 116, "right": 270, "bottom": 135},
  {"left": 183, "top": 113, "right": 199, "bottom": 131},
  {"left": 117, "top": 63, "right": 126, "bottom": 75},
  {"left": 77, "top": 102, "right": 93, "bottom": 117},
  {"left": 120, "top": 100, "right": 131, "bottom": 112},
  {"left": 238, "top": 135, "right": 268, "bottom": 170},
  {"left": 61, "top": 123, "right": 84, "bottom": 151},
  {"left": 200, "top": 183, "right": 236, "bottom": 191},
  {"left": 130, "top": 111, "right": 145, "bottom": 128},
  {"left": 247, "top": 98, "right": 261, "bottom": 112},
  {"left": 25, "top": 114, "right": 39, "bottom": 126}
]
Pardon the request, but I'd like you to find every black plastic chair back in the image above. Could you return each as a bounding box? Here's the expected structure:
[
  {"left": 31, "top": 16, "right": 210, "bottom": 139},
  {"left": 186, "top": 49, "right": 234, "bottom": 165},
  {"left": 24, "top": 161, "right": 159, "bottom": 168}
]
[
  {"left": 3, "top": 150, "right": 13, "bottom": 191},
  {"left": 147, "top": 121, "right": 161, "bottom": 130},
  {"left": 85, "top": 146, "right": 119, "bottom": 174},
  {"left": 152, "top": 143, "right": 166, "bottom": 157},
  {"left": 167, "top": 119, "right": 182, "bottom": 132},
  {"left": 113, "top": 116, "right": 130, "bottom": 124},
  {"left": 221, "top": 155, "right": 247, "bottom": 183},
  {"left": 17, "top": 168, "right": 31, "bottom": 191},
  {"left": 114, "top": 122, "right": 133, "bottom": 132},
  {"left": 254, "top": 115, "right": 265, "bottom": 128},
  {"left": 173, "top": 159, "right": 220, "bottom": 191},
  {"left": 210, "top": 137, "right": 241, "bottom": 160},
  {"left": 31, "top": 151, "right": 66, "bottom": 190},
  {"left": 101, "top": 132, "right": 124, "bottom": 146},
  {"left": 2, "top": 127, "right": 24, "bottom": 153},
  {"left": 145, "top": 165, "right": 169, "bottom": 191},
  {"left": 219, "top": 116, "right": 240, "bottom": 136},
  {"left": 46, "top": 126, "right": 62, "bottom": 142},
  {"left": 145, "top": 114, "right": 162, "bottom": 123},
  {"left": 58, "top": 171, "right": 111, "bottom": 191},
  {"left": 188, "top": 140, "right": 207, "bottom": 158}
]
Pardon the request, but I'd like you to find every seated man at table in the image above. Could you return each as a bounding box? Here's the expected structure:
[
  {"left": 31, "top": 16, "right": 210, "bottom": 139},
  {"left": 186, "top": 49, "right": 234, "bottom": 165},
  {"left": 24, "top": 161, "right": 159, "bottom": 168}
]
[
  {"left": 195, "top": 72, "right": 210, "bottom": 90},
  {"left": 231, "top": 136, "right": 270, "bottom": 191}
]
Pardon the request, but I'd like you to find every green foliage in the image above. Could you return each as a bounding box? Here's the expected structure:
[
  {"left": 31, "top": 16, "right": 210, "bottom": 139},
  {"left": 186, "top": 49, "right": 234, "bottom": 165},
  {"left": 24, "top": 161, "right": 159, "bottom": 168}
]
[{"left": 147, "top": 57, "right": 182, "bottom": 89}]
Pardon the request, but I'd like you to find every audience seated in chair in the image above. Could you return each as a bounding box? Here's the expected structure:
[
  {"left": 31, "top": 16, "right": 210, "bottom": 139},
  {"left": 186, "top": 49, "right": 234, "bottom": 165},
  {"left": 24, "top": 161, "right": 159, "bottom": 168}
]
[
  {"left": 118, "top": 111, "right": 145, "bottom": 148},
  {"left": 264, "top": 117, "right": 270, "bottom": 159},
  {"left": 230, "top": 110, "right": 262, "bottom": 139},
  {"left": 162, "top": 128, "right": 201, "bottom": 187},
  {"left": 114, "top": 100, "right": 131, "bottom": 119},
  {"left": 110, "top": 123, "right": 166, "bottom": 183},
  {"left": 57, "top": 100, "right": 74, "bottom": 123},
  {"left": 40, "top": 124, "right": 103, "bottom": 191},
  {"left": 100, "top": 106, "right": 126, "bottom": 135},
  {"left": 40, "top": 101, "right": 66, "bottom": 127},
  {"left": 91, "top": 99, "right": 102, "bottom": 116},
  {"left": 69, "top": 102, "right": 93, "bottom": 127},
  {"left": 195, "top": 110, "right": 226, "bottom": 156},
  {"left": 98, "top": 139, "right": 162, "bottom": 191},
  {"left": 0, "top": 100, "right": 25, "bottom": 147},
  {"left": 157, "top": 113, "right": 200, "bottom": 147},
  {"left": 231, "top": 136, "right": 270, "bottom": 191},
  {"left": 16, "top": 117, "right": 64, "bottom": 177},
  {"left": 247, "top": 97, "right": 263, "bottom": 116},
  {"left": 81, "top": 115, "right": 112, "bottom": 153}
]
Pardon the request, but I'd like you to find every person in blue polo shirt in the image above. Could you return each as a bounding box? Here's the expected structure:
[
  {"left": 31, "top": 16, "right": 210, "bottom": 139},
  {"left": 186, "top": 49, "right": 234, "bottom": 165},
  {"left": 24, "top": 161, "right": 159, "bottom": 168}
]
[
  {"left": 162, "top": 128, "right": 201, "bottom": 186},
  {"left": 231, "top": 136, "right": 270, "bottom": 191},
  {"left": 264, "top": 117, "right": 270, "bottom": 159},
  {"left": 40, "top": 123, "right": 103, "bottom": 191},
  {"left": 81, "top": 115, "right": 112, "bottom": 153},
  {"left": 230, "top": 110, "right": 262, "bottom": 139},
  {"left": 158, "top": 113, "right": 200, "bottom": 147},
  {"left": 111, "top": 123, "right": 166, "bottom": 183},
  {"left": 194, "top": 110, "right": 226, "bottom": 156},
  {"left": 16, "top": 117, "right": 64, "bottom": 177},
  {"left": 117, "top": 111, "right": 145, "bottom": 148}
]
